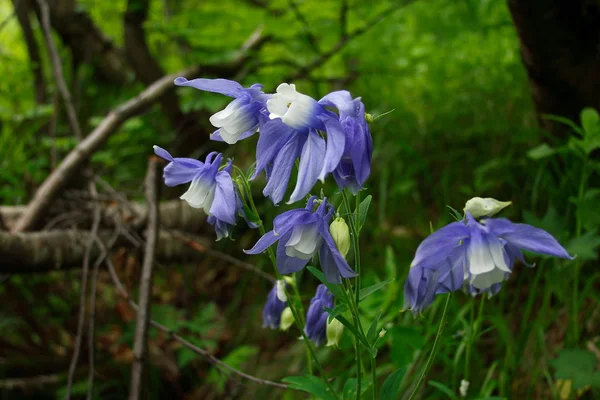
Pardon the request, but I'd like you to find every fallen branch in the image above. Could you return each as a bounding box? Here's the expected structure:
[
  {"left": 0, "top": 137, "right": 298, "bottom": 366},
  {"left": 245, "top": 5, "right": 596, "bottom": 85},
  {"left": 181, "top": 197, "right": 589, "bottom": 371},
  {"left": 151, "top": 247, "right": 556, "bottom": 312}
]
[
  {"left": 11, "top": 65, "right": 200, "bottom": 233},
  {"left": 129, "top": 158, "right": 160, "bottom": 400}
]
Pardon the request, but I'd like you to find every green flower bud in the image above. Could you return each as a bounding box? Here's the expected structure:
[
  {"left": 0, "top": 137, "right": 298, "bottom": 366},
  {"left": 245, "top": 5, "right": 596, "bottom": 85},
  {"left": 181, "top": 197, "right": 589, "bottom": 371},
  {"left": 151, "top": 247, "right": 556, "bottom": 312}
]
[
  {"left": 464, "top": 197, "right": 512, "bottom": 218},
  {"left": 279, "top": 307, "right": 294, "bottom": 331},
  {"left": 330, "top": 217, "right": 350, "bottom": 258},
  {"left": 365, "top": 113, "right": 375, "bottom": 123},
  {"left": 326, "top": 318, "right": 344, "bottom": 347}
]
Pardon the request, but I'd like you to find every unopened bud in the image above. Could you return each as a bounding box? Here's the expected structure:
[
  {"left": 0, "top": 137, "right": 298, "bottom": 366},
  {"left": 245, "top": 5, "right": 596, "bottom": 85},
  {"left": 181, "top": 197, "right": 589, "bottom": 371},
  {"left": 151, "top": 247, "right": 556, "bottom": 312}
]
[
  {"left": 459, "top": 379, "right": 470, "bottom": 397},
  {"left": 379, "top": 328, "right": 387, "bottom": 339},
  {"left": 330, "top": 217, "right": 351, "bottom": 258},
  {"left": 279, "top": 307, "right": 294, "bottom": 331},
  {"left": 276, "top": 280, "right": 287, "bottom": 302},
  {"left": 464, "top": 197, "right": 511, "bottom": 218},
  {"left": 365, "top": 113, "right": 374, "bottom": 123},
  {"left": 326, "top": 318, "right": 344, "bottom": 347}
]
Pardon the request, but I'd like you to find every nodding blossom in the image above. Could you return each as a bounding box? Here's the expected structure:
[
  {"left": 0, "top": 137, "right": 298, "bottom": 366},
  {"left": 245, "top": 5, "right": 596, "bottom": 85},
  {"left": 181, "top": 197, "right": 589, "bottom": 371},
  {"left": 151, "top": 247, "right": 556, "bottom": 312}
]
[
  {"left": 404, "top": 202, "right": 573, "bottom": 315},
  {"left": 262, "top": 281, "right": 288, "bottom": 330},
  {"left": 153, "top": 146, "right": 243, "bottom": 240},
  {"left": 244, "top": 197, "right": 356, "bottom": 283},
  {"left": 319, "top": 91, "right": 373, "bottom": 194},
  {"left": 304, "top": 284, "right": 334, "bottom": 346},
  {"left": 174, "top": 77, "right": 269, "bottom": 144}
]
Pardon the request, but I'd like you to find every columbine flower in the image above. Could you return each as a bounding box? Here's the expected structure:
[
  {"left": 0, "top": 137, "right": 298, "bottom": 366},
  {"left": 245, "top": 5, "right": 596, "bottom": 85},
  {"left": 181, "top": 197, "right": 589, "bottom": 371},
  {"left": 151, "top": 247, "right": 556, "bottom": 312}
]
[
  {"left": 404, "top": 208, "right": 573, "bottom": 314},
  {"left": 319, "top": 91, "right": 373, "bottom": 194},
  {"left": 305, "top": 285, "right": 334, "bottom": 346},
  {"left": 244, "top": 197, "right": 356, "bottom": 283},
  {"left": 253, "top": 85, "right": 346, "bottom": 205},
  {"left": 263, "top": 281, "right": 288, "bottom": 329},
  {"left": 153, "top": 146, "right": 239, "bottom": 240},
  {"left": 330, "top": 217, "right": 351, "bottom": 259},
  {"left": 174, "top": 77, "right": 269, "bottom": 144}
]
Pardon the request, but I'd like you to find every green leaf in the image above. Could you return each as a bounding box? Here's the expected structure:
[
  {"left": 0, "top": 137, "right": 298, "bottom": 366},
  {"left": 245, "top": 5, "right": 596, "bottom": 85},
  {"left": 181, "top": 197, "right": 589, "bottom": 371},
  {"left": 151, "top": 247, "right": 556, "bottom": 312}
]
[
  {"left": 428, "top": 380, "right": 458, "bottom": 399},
  {"left": 581, "top": 107, "right": 600, "bottom": 137},
  {"left": 282, "top": 375, "right": 336, "bottom": 400},
  {"left": 542, "top": 114, "right": 583, "bottom": 136},
  {"left": 527, "top": 143, "right": 556, "bottom": 160},
  {"left": 357, "top": 195, "right": 373, "bottom": 232},
  {"left": 327, "top": 304, "right": 349, "bottom": 323},
  {"left": 566, "top": 232, "right": 600, "bottom": 261},
  {"left": 307, "top": 266, "right": 347, "bottom": 303},
  {"left": 380, "top": 366, "right": 408, "bottom": 400},
  {"left": 359, "top": 279, "right": 394, "bottom": 303},
  {"left": 366, "top": 310, "right": 383, "bottom": 344},
  {"left": 550, "top": 348, "right": 600, "bottom": 389},
  {"left": 446, "top": 205, "right": 463, "bottom": 221},
  {"left": 324, "top": 309, "right": 374, "bottom": 355},
  {"left": 241, "top": 204, "right": 261, "bottom": 225}
]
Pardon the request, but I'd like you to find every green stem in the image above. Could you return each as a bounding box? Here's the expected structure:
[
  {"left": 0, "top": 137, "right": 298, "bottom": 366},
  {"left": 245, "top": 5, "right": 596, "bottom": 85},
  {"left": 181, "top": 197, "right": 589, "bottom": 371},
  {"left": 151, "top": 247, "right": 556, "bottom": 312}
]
[
  {"left": 371, "top": 356, "right": 377, "bottom": 400},
  {"left": 407, "top": 293, "right": 453, "bottom": 400},
  {"left": 465, "top": 296, "right": 486, "bottom": 382},
  {"left": 572, "top": 161, "right": 587, "bottom": 345}
]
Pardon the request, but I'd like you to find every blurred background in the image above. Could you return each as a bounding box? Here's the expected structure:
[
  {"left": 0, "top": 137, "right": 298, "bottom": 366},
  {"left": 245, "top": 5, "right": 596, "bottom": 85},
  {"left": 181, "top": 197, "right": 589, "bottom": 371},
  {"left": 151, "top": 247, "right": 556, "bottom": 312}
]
[{"left": 1, "top": 0, "right": 599, "bottom": 398}]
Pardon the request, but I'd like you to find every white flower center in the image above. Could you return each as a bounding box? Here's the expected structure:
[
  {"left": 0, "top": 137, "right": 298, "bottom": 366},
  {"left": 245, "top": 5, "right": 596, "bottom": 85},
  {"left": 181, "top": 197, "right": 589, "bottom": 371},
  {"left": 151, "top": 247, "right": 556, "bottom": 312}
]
[
  {"left": 467, "top": 234, "right": 511, "bottom": 289},
  {"left": 285, "top": 224, "right": 322, "bottom": 260},
  {"left": 267, "top": 83, "right": 318, "bottom": 130},
  {"left": 180, "top": 177, "right": 216, "bottom": 215}
]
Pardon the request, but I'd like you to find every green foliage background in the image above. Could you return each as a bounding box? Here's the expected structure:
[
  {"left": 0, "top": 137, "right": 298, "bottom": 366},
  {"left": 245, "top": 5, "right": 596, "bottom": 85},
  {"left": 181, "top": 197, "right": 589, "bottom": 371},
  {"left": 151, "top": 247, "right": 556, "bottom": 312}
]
[{"left": 1, "top": 0, "right": 599, "bottom": 399}]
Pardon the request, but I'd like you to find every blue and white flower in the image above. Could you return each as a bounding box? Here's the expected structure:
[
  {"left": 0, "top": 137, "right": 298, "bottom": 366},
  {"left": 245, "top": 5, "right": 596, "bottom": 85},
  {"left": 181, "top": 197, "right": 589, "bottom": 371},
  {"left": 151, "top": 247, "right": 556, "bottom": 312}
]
[
  {"left": 244, "top": 197, "right": 356, "bottom": 283},
  {"left": 404, "top": 208, "right": 573, "bottom": 314},
  {"left": 304, "top": 284, "right": 334, "bottom": 346},
  {"left": 263, "top": 280, "right": 289, "bottom": 329},
  {"left": 174, "top": 77, "right": 269, "bottom": 144},
  {"left": 153, "top": 145, "right": 241, "bottom": 240},
  {"left": 319, "top": 91, "right": 373, "bottom": 194}
]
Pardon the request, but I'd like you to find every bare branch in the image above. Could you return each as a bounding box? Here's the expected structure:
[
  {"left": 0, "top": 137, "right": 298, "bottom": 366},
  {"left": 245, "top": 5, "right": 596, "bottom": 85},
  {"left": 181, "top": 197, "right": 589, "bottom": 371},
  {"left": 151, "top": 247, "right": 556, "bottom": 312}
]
[
  {"left": 100, "top": 246, "right": 289, "bottom": 391},
  {"left": 11, "top": 65, "right": 200, "bottom": 233},
  {"left": 288, "top": 0, "right": 320, "bottom": 54},
  {"left": 36, "top": 0, "right": 82, "bottom": 140},
  {"left": 65, "top": 183, "right": 100, "bottom": 400},
  {"left": 339, "top": 0, "right": 348, "bottom": 39},
  {"left": 129, "top": 158, "right": 161, "bottom": 400}
]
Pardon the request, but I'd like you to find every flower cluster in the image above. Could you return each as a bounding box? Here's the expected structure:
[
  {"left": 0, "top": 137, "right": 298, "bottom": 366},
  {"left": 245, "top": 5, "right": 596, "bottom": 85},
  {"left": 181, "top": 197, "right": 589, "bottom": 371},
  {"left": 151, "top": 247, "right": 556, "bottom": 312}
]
[{"left": 403, "top": 198, "right": 574, "bottom": 315}]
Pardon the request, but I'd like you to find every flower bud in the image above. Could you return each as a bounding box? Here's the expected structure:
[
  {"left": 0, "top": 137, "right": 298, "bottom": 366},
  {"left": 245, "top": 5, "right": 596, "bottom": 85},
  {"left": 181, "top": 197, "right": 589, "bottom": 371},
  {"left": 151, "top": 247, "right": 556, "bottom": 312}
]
[
  {"left": 365, "top": 113, "right": 374, "bottom": 123},
  {"left": 464, "top": 197, "right": 511, "bottom": 218},
  {"left": 279, "top": 307, "right": 294, "bottom": 331},
  {"left": 459, "top": 379, "right": 470, "bottom": 397},
  {"left": 379, "top": 328, "right": 387, "bottom": 339},
  {"left": 330, "top": 217, "right": 351, "bottom": 258},
  {"left": 326, "top": 318, "right": 344, "bottom": 347},
  {"left": 276, "top": 279, "right": 287, "bottom": 302}
]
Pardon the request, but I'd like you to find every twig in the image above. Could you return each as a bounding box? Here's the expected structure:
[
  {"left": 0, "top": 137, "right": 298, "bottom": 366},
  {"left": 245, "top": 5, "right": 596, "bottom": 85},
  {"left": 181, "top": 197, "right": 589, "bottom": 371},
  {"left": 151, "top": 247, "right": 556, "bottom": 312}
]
[
  {"left": 129, "top": 158, "right": 161, "bottom": 400},
  {"left": 65, "top": 183, "right": 101, "bottom": 400},
  {"left": 11, "top": 65, "right": 200, "bottom": 233},
  {"left": 36, "top": 0, "right": 82, "bottom": 141},
  {"left": 339, "top": 0, "right": 349, "bottom": 39},
  {"left": 288, "top": 0, "right": 320, "bottom": 53},
  {"left": 100, "top": 247, "right": 289, "bottom": 390},
  {"left": 86, "top": 184, "right": 102, "bottom": 400},
  {"left": 289, "top": 0, "right": 416, "bottom": 81}
]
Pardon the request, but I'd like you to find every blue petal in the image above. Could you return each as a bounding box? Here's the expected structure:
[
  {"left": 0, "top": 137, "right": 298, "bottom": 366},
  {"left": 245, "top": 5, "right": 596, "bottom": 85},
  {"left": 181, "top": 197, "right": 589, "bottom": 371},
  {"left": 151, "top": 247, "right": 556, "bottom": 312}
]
[
  {"left": 275, "top": 231, "right": 311, "bottom": 274},
  {"left": 321, "top": 224, "right": 356, "bottom": 279},
  {"left": 411, "top": 222, "right": 470, "bottom": 268},
  {"left": 262, "top": 134, "right": 305, "bottom": 205},
  {"left": 244, "top": 231, "right": 279, "bottom": 254},
  {"left": 174, "top": 77, "right": 244, "bottom": 98},
  {"left": 288, "top": 130, "right": 326, "bottom": 204},
  {"left": 153, "top": 145, "right": 204, "bottom": 187},
  {"left": 273, "top": 209, "right": 315, "bottom": 236},
  {"left": 403, "top": 266, "right": 440, "bottom": 315},
  {"left": 436, "top": 244, "right": 468, "bottom": 293},
  {"left": 252, "top": 118, "right": 296, "bottom": 180},
  {"left": 318, "top": 241, "right": 341, "bottom": 284},
  {"left": 210, "top": 170, "right": 237, "bottom": 225},
  {"left": 484, "top": 218, "right": 574, "bottom": 259},
  {"left": 318, "top": 113, "right": 346, "bottom": 181},
  {"left": 349, "top": 118, "right": 372, "bottom": 186},
  {"left": 319, "top": 90, "right": 357, "bottom": 117},
  {"left": 207, "top": 215, "right": 233, "bottom": 241}
]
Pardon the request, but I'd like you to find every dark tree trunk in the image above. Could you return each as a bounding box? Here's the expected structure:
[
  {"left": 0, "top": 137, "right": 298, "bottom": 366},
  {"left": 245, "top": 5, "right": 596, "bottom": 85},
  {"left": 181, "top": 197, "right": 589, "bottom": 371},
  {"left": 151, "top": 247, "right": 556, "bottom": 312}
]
[{"left": 507, "top": 0, "right": 600, "bottom": 135}]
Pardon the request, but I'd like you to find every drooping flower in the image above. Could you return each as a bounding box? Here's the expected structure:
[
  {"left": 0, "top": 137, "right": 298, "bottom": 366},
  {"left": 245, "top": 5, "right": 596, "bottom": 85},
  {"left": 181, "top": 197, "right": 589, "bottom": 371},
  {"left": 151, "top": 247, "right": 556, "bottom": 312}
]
[
  {"left": 404, "top": 206, "right": 573, "bottom": 315},
  {"left": 263, "top": 281, "right": 288, "bottom": 329},
  {"left": 319, "top": 91, "right": 373, "bottom": 194},
  {"left": 252, "top": 84, "right": 346, "bottom": 205},
  {"left": 174, "top": 77, "right": 269, "bottom": 144},
  {"left": 153, "top": 145, "right": 241, "bottom": 240},
  {"left": 244, "top": 197, "right": 356, "bottom": 283},
  {"left": 304, "top": 284, "right": 334, "bottom": 346},
  {"left": 325, "top": 318, "right": 344, "bottom": 347}
]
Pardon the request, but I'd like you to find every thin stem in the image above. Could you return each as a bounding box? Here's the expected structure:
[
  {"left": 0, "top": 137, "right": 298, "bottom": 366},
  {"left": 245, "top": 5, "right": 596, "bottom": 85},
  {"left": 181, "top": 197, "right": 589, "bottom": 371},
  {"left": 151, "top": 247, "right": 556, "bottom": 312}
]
[
  {"left": 371, "top": 356, "right": 377, "bottom": 400},
  {"left": 407, "top": 293, "right": 453, "bottom": 400},
  {"left": 465, "top": 296, "right": 486, "bottom": 383},
  {"left": 572, "top": 161, "right": 587, "bottom": 345}
]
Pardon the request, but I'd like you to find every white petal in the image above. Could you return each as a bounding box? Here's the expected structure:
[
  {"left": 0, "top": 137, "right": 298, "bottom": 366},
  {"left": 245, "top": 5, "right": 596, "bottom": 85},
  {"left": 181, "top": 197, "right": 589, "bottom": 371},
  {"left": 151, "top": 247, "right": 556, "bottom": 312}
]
[
  {"left": 267, "top": 97, "right": 289, "bottom": 120},
  {"left": 275, "top": 83, "right": 297, "bottom": 100},
  {"left": 218, "top": 127, "right": 238, "bottom": 144},
  {"left": 209, "top": 100, "right": 242, "bottom": 127},
  {"left": 285, "top": 224, "right": 321, "bottom": 259},
  {"left": 282, "top": 95, "right": 318, "bottom": 129},
  {"left": 470, "top": 267, "right": 506, "bottom": 289},
  {"left": 467, "top": 241, "right": 495, "bottom": 275},
  {"left": 276, "top": 280, "right": 287, "bottom": 302},
  {"left": 488, "top": 236, "right": 511, "bottom": 272},
  {"left": 180, "top": 178, "right": 215, "bottom": 214}
]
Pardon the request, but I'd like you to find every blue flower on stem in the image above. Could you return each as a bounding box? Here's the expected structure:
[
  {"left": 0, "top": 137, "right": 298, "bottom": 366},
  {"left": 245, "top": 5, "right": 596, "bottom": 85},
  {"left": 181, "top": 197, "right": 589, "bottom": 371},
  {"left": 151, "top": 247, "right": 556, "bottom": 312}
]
[
  {"left": 252, "top": 84, "right": 346, "bottom": 205},
  {"left": 304, "top": 284, "right": 334, "bottom": 346},
  {"left": 262, "top": 281, "right": 288, "bottom": 329},
  {"left": 244, "top": 197, "right": 356, "bottom": 283},
  {"left": 319, "top": 91, "right": 372, "bottom": 194},
  {"left": 174, "top": 77, "right": 269, "bottom": 144},
  {"left": 153, "top": 145, "right": 241, "bottom": 240},
  {"left": 404, "top": 212, "right": 573, "bottom": 315}
]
